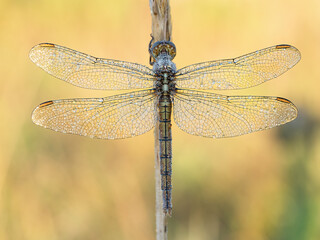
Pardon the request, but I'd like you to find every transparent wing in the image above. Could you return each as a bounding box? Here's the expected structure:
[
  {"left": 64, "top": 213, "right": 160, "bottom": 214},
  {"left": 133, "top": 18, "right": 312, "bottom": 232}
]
[
  {"left": 175, "top": 45, "right": 300, "bottom": 90},
  {"left": 173, "top": 89, "right": 297, "bottom": 138},
  {"left": 29, "top": 43, "right": 155, "bottom": 90},
  {"left": 32, "top": 90, "right": 156, "bottom": 139}
]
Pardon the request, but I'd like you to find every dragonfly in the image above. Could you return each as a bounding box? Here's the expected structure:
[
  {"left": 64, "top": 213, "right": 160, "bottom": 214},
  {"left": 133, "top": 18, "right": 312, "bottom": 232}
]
[{"left": 30, "top": 40, "right": 300, "bottom": 215}]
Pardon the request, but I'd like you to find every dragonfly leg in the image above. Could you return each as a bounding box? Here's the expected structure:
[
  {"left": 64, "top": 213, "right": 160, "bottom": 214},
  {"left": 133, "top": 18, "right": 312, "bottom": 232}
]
[{"left": 149, "top": 34, "right": 156, "bottom": 65}]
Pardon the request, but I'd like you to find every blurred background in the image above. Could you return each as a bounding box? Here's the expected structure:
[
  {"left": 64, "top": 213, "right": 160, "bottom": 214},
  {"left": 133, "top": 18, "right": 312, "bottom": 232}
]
[{"left": 0, "top": 0, "right": 319, "bottom": 239}]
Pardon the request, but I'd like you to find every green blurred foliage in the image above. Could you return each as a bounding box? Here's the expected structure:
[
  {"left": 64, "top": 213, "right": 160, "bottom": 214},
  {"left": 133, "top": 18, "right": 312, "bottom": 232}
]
[{"left": 0, "top": 0, "right": 319, "bottom": 239}]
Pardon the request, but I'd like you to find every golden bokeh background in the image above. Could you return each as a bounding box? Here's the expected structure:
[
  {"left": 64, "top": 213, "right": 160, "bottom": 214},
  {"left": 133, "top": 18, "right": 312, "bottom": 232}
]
[{"left": 1, "top": 0, "right": 319, "bottom": 239}]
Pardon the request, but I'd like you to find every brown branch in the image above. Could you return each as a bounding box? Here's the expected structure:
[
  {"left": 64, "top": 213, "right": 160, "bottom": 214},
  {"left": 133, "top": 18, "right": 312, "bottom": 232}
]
[
  {"left": 149, "top": 0, "right": 172, "bottom": 240},
  {"left": 150, "top": 0, "right": 172, "bottom": 42}
]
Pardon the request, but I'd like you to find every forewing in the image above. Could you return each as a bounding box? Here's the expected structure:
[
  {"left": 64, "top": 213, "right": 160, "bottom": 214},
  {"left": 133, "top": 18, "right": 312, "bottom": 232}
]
[
  {"left": 173, "top": 89, "right": 297, "bottom": 138},
  {"left": 32, "top": 90, "right": 156, "bottom": 139},
  {"left": 175, "top": 45, "right": 300, "bottom": 90},
  {"left": 29, "top": 43, "right": 155, "bottom": 90}
]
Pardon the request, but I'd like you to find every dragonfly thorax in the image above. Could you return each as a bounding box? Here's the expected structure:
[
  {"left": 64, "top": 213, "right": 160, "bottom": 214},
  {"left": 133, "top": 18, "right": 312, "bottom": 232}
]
[
  {"left": 153, "top": 53, "right": 176, "bottom": 75},
  {"left": 153, "top": 53, "right": 176, "bottom": 95}
]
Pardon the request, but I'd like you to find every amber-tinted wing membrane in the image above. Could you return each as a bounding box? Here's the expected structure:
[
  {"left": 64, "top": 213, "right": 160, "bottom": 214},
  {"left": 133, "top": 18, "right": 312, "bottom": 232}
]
[
  {"left": 29, "top": 43, "right": 155, "bottom": 90},
  {"left": 32, "top": 90, "right": 156, "bottom": 139},
  {"left": 175, "top": 45, "right": 300, "bottom": 90},
  {"left": 173, "top": 89, "right": 297, "bottom": 138}
]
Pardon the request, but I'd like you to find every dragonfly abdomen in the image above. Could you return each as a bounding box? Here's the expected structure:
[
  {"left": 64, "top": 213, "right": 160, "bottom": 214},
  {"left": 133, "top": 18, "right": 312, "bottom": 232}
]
[{"left": 158, "top": 94, "right": 173, "bottom": 216}]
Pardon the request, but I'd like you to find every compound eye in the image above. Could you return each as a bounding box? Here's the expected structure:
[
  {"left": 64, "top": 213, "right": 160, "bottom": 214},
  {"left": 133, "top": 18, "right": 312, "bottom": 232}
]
[{"left": 151, "top": 41, "right": 176, "bottom": 59}]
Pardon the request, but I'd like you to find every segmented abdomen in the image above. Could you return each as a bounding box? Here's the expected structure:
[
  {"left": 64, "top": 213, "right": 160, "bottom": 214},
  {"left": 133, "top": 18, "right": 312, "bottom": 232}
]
[{"left": 158, "top": 94, "right": 173, "bottom": 215}]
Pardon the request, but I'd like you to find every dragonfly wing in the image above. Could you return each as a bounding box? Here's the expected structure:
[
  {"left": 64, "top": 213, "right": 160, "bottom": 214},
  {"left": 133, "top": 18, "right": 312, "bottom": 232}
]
[
  {"left": 32, "top": 90, "right": 156, "bottom": 139},
  {"left": 173, "top": 89, "right": 297, "bottom": 138},
  {"left": 175, "top": 45, "right": 300, "bottom": 90},
  {"left": 29, "top": 43, "right": 155, "bottom": 90}
]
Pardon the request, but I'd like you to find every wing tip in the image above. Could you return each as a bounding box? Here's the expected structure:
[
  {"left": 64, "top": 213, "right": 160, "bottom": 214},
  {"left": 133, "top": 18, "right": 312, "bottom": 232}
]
[
  {"left": 31, "top": 100, "right": 54, "bottom": 126},
  {"left": 275, "top": 97, "right": 298, "bottom": 121},
  {"left": 29, "top": 43, "right": 56, "bottom": 62},
  {"left": 276, "top": 43, "right": 301, "bottom": 64}
]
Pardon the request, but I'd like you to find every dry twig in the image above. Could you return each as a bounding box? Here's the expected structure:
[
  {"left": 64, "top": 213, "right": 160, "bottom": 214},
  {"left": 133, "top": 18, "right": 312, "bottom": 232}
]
[{"left": 149, "top": 0, "right": 172, "bottom": 239}]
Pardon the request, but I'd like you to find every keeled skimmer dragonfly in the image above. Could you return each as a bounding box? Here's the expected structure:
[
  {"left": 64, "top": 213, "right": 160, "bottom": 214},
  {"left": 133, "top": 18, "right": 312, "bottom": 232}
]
[{"left": 30, "top": 41, "right": 300, "bottom": 215}]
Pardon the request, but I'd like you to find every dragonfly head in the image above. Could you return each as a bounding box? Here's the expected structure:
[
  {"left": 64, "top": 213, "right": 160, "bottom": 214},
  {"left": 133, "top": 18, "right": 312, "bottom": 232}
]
[{"left": 150, "top": 41, "right": 176, "bottom": 60}]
